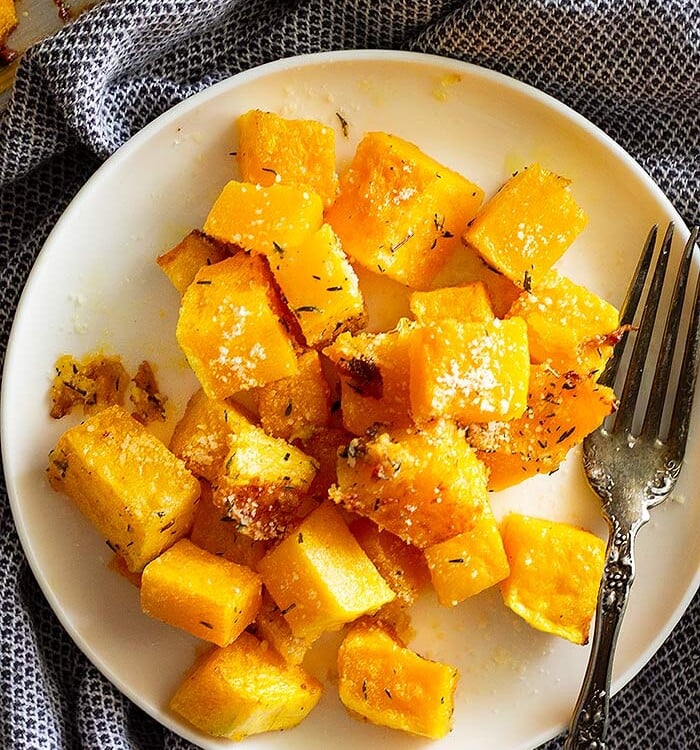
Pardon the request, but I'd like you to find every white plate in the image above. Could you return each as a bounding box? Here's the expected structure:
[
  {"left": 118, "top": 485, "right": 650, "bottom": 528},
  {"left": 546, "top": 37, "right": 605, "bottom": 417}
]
[{"left": 2, "top": 50, "right": 698, "bottom": 750}]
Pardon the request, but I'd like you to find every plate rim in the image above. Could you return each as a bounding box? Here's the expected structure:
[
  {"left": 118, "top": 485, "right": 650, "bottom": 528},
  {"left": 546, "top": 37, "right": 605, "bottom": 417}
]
[{"left": 2, "top": 48, "right": 696, "bottom": 750}]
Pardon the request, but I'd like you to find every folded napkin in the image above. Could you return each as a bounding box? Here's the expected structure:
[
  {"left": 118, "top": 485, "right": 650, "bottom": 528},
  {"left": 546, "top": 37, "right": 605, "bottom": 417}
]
[{"left": 0, "top": 1, "right": 697, "bottom": 748}]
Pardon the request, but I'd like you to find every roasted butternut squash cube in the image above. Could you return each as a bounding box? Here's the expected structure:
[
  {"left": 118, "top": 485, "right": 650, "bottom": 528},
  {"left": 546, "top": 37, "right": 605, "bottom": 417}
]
[
  {"left": 176, "top": 254, "right": 298, "bottom": 398},
  {"left": 189, "top": 481, "right": 268, "bottom": 568},
  {"left": 424, "top": 509, "right": 510, "bottom": 606},
  {"left": 326, "top": 132, "right": 483, "bottom": 289},
  {"left": 47, "top": 406, "right": 200, "bottom": 572},
  {"left": 156, "top": 230, "right": 231, "bottom": 294},
  {"left": 331, "top": 420, "right": 488, "bottom": 548},
  {"left": 337, "top": 618, "right": 458, "bottom": 739},
  {"left": 141, "top": 538, "right": 262, "bottom": 646},
  {"left": 500, "top": 514, "right": 606, "bottom": 644},
  {"left": 169, "top": 388, "right": 252, "bottom": 483},
  {"left": 0, "top": 0, "right": 17, "bottom": 42},
  {"left": 170, "top": 632, "right": 322, "bottom": 740},
  {"left": 257, "top": 349, "right": 331, "bottom": 440},
  {"left": 203, "top": 181, "right": 323, "bottom": 256},
  {"left": 299, "top": 425, "right": 355, "bottom": 501},
  {"left": 213, "top": 423, "right": 318, "bottom": 540},
  {"left": 463, "top": 164, "right": 588, "bottom": 287},
  {"left": 238, "top": 110, "right": 339, "bottom": 208},
  {"left": 253, "top": 591, "right": 314, "bottom": 665},
  {"left": 468, "top": 364, "right": 616, "bottom": 490},
  {"left": 350, "top": 517, "right": 429, "bottom": 605},
  {"left": 410, "top": 317, "right": 530, "bottom": 424},
  {"left": 410, "top": 281, "right": 494, "bottom": 324},
  {"left": 506, "top": 270, "right": 620, "bottom": 376},
  {"left": 270, "top": 223, "right": 367, "bottom": 347},
  {"left": 324, "top": 318, "right": 415, "bottom": 435},
  {"left": 256, "top": 502, "right": 395, "bottom": 641}
]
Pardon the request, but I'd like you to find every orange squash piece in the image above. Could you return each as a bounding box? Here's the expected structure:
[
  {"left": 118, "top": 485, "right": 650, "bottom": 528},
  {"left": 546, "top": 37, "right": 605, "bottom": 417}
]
[
  {"left": 327, "top": 132, "right": 483, "bottom": 289},
  {"left": 141, "top": 538, "right": 262, "bottom": 646},
  {"left": 410, "top": 281, "right": 495, "bottom": 324},
  {"left": 269, "top": 223, "right": 367, "bottom": 348},
  {"left": 468, "top": 364, "right": 617, "bottom": 490},
  {"left": 410, "top": 317, "right": 530, "bottom": 424},
  {"left": 337, "top": 618, "right": 458, "bottom": 739},
  {"left": 170, "top": 632, "right": 322, "bottom": 740},
  {"left": 47, "top": 405, "right": 200, "bottom": 572},
  {"left": 0, "top": 0, "right": 17, "bottom": 44},
  {"left": 176, "top": 254, "right": 298, "bottom": 398},
  {"left": 331, "top": 420, "right": 488, "bottom": 548},
  {"left": 256, "top": 502, "right": 395, "bottom": 641},
  {"left": 424, "top": 508, "right": 510, "bottom": 606},
  {"left": 256, "top": 349, "right": 331, "bottom": 440},
  {"left": 463, "top": 164, "right": 588, "bottom": 287},
  {"left": 324, "top": 318, "right": 416, "bottom": 435},
  {"left": 499, "top": 514, "right": 606, "bottom": 644},
  {"left": 252, "top": 591, "right": 314, "bottom": 665},
  {"left": 203, "top": 181, "right": 323, "bottom": 256},
  {"left": 156, "top": 230, "right": 231, "bottom": 294},
  {"left": 507, "top": 269, "right": 620, "bottom": 376},
  {"left": 238, "top": 109, "right": 339, "bottom": 207}
]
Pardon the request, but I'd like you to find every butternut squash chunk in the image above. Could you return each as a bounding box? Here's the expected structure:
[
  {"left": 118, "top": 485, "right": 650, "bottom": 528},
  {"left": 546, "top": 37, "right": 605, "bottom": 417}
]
[
  {"left": 238, "top": 109, "right": 339, "bottom": 208},
  {"left": 337, "top": 618, "right": 458, "bottom": 739},
  {"left": 424, "top": 508, "right": 510, "bottom": 606},
  {"left": 141, "top": 538, "right": 262, "bottom": 646},
  {"left": 499, "top": 514, "right": 606, "bottom": 644},
  {"left": 170, "top": 632, "right": 322, "bottom": 740},
  {"left": 176, "top": 254, "right": 298, "bottom": 398},
  {"left": 410, "top": 281, "right": 495, "bottom": 324},
  {"left": 0, "top": 0, "right": 17, "bottom": 44},
  {"left": 331, "top": 420, "right": 488, "bottom": 548},
  {"left": 156, "top": 230, "right": 231, "bottom": 294},
  {"left": 464, "top": 164, "right": 587, "bottom": 287},
  {"left": 327, "top": 132, "right": 483, "bottom": 289},
  {"left": 506, "top": 269, "right": 620, "bottom": 376},
  {"left": 47, "top": 405, "right": 200, "bottom": 572},
  {"left": 256, "top": 502, "right": 395, "bottom": 641},
  {"left": 203, "top": 181, "right": 323, "bottom": 256},
  {"left": 410, "top": 317, "right": 530, "bottom": 424}
]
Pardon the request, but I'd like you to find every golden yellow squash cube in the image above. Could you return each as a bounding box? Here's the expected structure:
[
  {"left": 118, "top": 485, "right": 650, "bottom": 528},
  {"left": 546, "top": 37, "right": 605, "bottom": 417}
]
[
  {"left": 324, "top": 318, "right": 416, "bottom": 435},
  {"left": 409, "top": 281, "right": 494, "bottom": 324},
  {"left": 47, "top": 405, "right": 200, "bottom": 572},
  {"left": 203, "top": 180, "right": 323, "bottom": 256},
  {"left": 176, "top": 253, "right": 298, "bottom": 398},
  {"left": 156, "top": 230, "right": 231, "bottom": 295},
  {"left": 213, "top": 422, "right": 318, "bottom": 540},
  {"left": 468, "top": 364, "right": 617, "bottom": 490},
  {"left": 141, "top": 538, "right": 262, "bottom": 646},
  {"left": 253, "top": 591, "right": 314, "bottom": 665},
  {"left": 238, "top": 109, "right": 339, "bottom": 208},
  {"left": 170, "top": 631, "right": 322, "bottom": 740},
  {"left": 270, "top": 223, "right": 367, "bottom": 348},
  {"left": 506, "top": 269, "right": 620, "bottom": 376},
  {"left": 463, "top": 163, "right": 588, "bottom": 287},
  {"left": 326, "top": 132, "right": 483, "bottom": 289},
  {"left": 0, "top": 0, "right": 17, "bottom": 42},
  {"left": 331, "top": 420, "right": 488, "bottom": 548},
  {"left": 500, "top": 514, "right": 606, "bottom": 644},
  {"left": 256, "top": 349, "right": 331, "bottom": 441},
  {"left": 424, "top": 509, "right": 510, "bottom": 606},
  {"left": 410, "top": 316, "right": 530, "bottom": 424},
  {"left": 169, "top": 388, "right": 252, "bottom": 483},
  {"left": 256, "top": 502, "right": 396, "bottom": 641},
  {"left": 337, "top": 618, "right": 458, "bottom": 739}
]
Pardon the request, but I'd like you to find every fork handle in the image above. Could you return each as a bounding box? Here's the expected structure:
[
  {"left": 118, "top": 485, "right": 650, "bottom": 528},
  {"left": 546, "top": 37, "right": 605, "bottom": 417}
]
[{"left": 564, "top": 520, "right": 640, "bottom": 750}]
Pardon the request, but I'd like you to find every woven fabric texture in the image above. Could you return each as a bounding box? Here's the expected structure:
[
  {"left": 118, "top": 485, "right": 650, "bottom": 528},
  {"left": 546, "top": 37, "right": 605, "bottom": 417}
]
[{"left": 0, "top": 1, "right": 698, "bottom": 748}]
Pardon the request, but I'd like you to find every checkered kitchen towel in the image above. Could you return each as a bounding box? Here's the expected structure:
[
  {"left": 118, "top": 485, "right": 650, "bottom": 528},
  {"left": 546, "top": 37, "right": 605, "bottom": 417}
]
[{"left": 0, "top": 1, "right": 698, "bottom": 748}]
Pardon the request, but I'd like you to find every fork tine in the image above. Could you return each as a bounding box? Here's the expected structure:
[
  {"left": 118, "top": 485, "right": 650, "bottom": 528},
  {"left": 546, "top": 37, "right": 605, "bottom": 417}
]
[
  {"left": 668, "top": 236, "right": 700, "bottom": 454},
  {"left": 612, "top": 224, "right": 674, "bottom": 434},
  {"left": 598, "top": 225, "right": 658, "bottom": 389},
  {"left": 642, "top": 227, "right": 699, "bottom": 437}
]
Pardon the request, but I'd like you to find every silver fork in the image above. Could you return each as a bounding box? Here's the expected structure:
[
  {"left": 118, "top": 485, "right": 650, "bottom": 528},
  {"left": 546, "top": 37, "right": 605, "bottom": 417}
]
[{"left": 564, "top": 223, "right": 700, "bottom": 750}]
